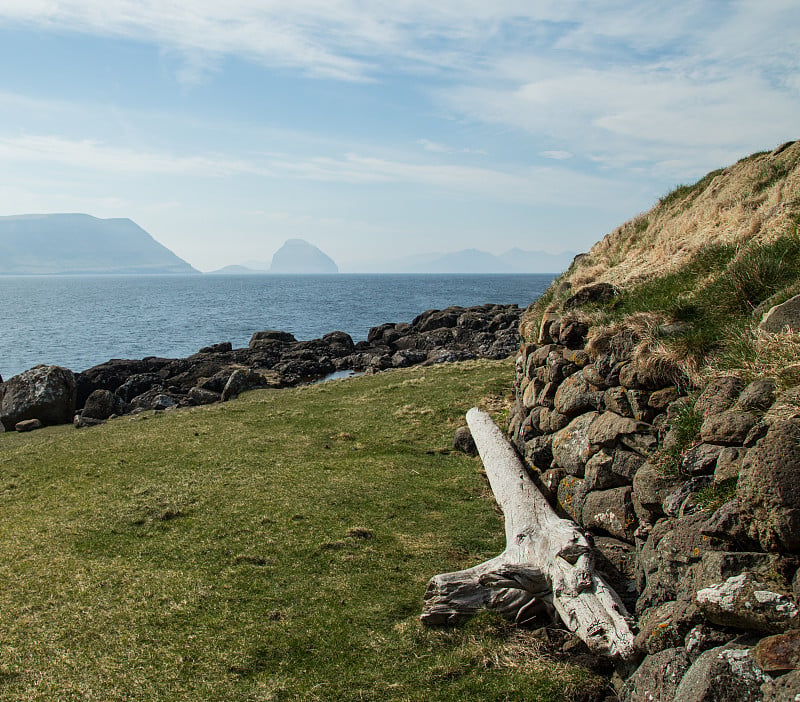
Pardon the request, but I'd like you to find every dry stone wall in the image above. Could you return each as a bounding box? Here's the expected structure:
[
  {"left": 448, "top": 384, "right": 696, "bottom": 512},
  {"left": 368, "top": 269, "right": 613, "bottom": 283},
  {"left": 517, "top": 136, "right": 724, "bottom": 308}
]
[{"left": 508, "top": 312, "right": 800, "bottom": 700}]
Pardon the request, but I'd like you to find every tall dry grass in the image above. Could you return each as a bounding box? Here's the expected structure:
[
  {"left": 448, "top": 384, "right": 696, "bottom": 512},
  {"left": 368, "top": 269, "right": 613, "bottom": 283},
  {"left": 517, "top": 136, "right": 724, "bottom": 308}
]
[{"left": 554, "top": 141, "right": 800, "bottom": 295}]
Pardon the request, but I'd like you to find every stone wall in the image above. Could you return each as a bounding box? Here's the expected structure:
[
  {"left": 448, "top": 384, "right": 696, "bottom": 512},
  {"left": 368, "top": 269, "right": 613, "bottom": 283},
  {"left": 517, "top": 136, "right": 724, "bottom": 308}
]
[{"left": 508, "top": 312, "right": 800, "bottom": 700}]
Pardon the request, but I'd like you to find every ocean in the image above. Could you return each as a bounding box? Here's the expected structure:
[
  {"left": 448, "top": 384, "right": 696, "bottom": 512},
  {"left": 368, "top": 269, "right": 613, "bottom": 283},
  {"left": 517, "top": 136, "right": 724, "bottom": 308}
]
[{"left": 0, "top": 273, "right": 554, "bottom": 379}]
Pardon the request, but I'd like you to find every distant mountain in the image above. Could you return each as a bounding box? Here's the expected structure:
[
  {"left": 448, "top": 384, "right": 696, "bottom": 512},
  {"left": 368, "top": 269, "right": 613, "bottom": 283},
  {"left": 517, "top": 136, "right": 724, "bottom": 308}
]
[
  {"left": 498, "top": 248, "right": 576, "bottom": 273},
  {"left": 241, "top": 260, "right": 272, "bottom": 272},
  {"left": 359, "top": 247, "right": 575, "bottom": 274},
  {"left": 268, "top": 239, "right": 338, "bottom": 274},
  {"left": 0, "top": 214, "right": 197, "bottom": 275},
  {"left": 210, "top": 240, "right": 338, "bottom": 275},
  {"left": 419, "top": 249, "right": 512, "bottom": 274},
  {"left": 207, "top": 265, "right": 266, "bottom": 275}
]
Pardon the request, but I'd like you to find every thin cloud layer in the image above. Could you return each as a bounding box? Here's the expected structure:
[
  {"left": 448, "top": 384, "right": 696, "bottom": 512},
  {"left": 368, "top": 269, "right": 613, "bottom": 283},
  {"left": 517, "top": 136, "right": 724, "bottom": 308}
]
[
  {"left": 0, "top": 133, "right": 625, "bottom": 209},
  {"left": 2, "top": 2, "right": 795, "bottom": 150},
  {"left": 0, "top": 1, "right": 796, "bottom": 269}
]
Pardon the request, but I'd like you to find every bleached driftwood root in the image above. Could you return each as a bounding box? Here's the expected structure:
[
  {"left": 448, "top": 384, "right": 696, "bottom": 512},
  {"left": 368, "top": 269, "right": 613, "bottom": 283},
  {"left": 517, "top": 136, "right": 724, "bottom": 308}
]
[{"left": 422, "top": 408, "right": 636, "bottom": 660}]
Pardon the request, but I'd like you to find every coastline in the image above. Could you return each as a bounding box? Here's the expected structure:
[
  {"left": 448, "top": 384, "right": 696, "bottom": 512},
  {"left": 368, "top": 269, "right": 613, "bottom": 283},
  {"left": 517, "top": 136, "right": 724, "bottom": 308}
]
[
  {"left": 0, "top": 273, "right": 554, "bottom": 379},
  {"left": 2, "top": 302, "right": 524, "bottom": 430}
]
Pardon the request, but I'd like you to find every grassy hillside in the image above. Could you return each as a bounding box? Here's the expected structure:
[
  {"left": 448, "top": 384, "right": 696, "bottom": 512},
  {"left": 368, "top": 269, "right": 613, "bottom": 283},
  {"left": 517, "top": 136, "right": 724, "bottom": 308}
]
[
  {"left": 523, "top": 140, "right": 800, "bottom": 389},
  {"left": 0, "top": 360, "right": 603, "bottom": 702}
]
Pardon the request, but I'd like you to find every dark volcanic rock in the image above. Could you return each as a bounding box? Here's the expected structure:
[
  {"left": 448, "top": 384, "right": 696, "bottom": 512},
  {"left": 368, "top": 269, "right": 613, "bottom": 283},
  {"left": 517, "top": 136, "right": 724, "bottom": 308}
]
[
  {"left": 632, "top": 461, "right": 681, "bottom": 523},
  {"left": 695, "top": 376, "right": 744, "bottom": 419},
  {"left": 582, "top": 486, "right": 636, "bottom": 542},
  {"left": 249, "top": 330, "right": 297, "bottom": 348},
  {"left": 453, "top": 426, "right": 477, "bottom": 456},
  {"left": 82, "top": 389, "right": 120, "bottom": 420},
  {"left": 759, "top": 293, "right": 800, "bottom": 333},
  {"left": 413, "top": 307, "right": 462, "bottom": 333},
  {"left": 700, "top": 410, "right": 758, "bottom": 446},
  {"left": 753, "top": 629, "right": 800, "bottom": 674},
  {"left": 76, "top": 357, "right": 172, "bottom": 407},
  {"left": 558, "top": 320, "right": 589, "bottom": 349},
  {"left": 221, "top": 369, "right": 271, "bottom": 401},
  {"left": 563, "top": 283, "right": 619, "bottom": 311},
  {"left": 696, "top": 570, "right": 799, "bottom": 634},
  {"left": 321, "top": 331, "right": 355, "bottom": 355},
  {"left": 672, "top": 643, "right": 770, "bottom": 702},
  {"left": 391, "top": 350, "right": 428, "bottom": 368},
  {"left": 115, "top": 373, "right": 165, "bottom": 403},
  {"left": 620, "top": 647, "right": 691, "bottom": 702},
  {"left": 637, "top": 513, "right": 720, "bottom": 612},
  {"left": 48, "top": 302, "right": 522, "bottom": 424},
  {"left": 188, "top": 387, "right": 220, "bottom": 405},
  {"left": 738, "top": 418, "right": 800, "bottom": 552},
  {"left": 129, "top": 389, "right": 180, "bottom": 411},
  {"left": 198, "top": 341, "right": 233, "bottom": 354},
  {"left": 736, "top": 378, "right": 776, "bottom": 412}
]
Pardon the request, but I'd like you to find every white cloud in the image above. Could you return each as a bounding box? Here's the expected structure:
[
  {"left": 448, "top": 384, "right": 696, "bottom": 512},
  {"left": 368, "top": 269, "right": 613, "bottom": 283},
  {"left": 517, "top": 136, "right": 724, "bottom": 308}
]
[
  {"left": 417, "top": 139, "right": 449, "bottom": 153},
  {"left": 542, "top": 150, "right": 572, "bottom": 160},
  {"left": 435, "top": 3, "right": 798, "bottom": 181},
  {"left": 0, "top": 131, "right": 631, "bottom": 210},
  {"left": 0, "top": 0, "right": 797, "bottom": 237},
  {"left": 0, "top": 134, "right": 267, "bottom": 176},
  {"left": 0, "top": 1, "right": 778, "bottom": 83},
  {"left": 1, "top": 2, "right": 796, "bottom": 164}
]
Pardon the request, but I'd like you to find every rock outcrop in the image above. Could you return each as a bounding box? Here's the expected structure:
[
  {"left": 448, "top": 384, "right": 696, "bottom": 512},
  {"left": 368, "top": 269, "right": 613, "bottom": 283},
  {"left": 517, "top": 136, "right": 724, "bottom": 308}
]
[{"left": 498, "top": 141, "right": 800, "bottom": 698}]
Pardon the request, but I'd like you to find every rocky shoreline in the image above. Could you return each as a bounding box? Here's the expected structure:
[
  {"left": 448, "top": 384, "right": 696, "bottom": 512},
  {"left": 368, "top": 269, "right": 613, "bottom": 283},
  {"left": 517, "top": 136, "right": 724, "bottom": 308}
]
[
  {"left": 506, "top": 310, "right": 800, "bottom": 700},
  {"left": 0, "top": 303, "right": 521, "bottom": 432}
]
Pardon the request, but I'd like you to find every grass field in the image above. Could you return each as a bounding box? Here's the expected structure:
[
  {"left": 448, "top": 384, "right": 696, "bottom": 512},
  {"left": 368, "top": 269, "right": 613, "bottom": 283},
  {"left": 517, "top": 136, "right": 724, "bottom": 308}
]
[{"left": 0, "top": 359, "right": 603, "bottom": 701}]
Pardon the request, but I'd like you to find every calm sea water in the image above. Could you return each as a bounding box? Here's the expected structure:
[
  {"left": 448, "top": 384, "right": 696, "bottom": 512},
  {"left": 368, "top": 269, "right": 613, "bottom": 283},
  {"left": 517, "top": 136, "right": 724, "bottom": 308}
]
[{"left": 0, "top": 274, "right": 554, "bottom": 379}]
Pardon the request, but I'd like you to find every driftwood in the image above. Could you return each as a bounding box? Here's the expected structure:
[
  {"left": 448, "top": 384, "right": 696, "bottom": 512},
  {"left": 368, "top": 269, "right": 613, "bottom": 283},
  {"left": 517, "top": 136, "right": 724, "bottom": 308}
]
[{"left": 422, "top": 407, "right": 636, "bottom": 660}]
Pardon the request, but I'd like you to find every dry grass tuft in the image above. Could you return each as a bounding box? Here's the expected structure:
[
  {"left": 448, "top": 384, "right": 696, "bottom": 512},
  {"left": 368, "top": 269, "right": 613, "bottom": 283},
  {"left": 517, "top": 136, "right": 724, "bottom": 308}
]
[
  {"left": 633, "top": 338, "right": 693, "bottom": 391},
  {"left": 585, "top": 313, "right": 666, "bottom": 356},
  {"left": 706, "top": 327, "right": 800, "bottom": 390}
]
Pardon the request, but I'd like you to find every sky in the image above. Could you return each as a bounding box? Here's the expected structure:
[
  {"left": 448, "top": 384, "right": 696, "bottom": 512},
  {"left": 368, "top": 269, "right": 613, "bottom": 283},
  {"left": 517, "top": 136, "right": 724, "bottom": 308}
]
[{"left": 0, "top": 2, "right": 797, "bottom": 272}]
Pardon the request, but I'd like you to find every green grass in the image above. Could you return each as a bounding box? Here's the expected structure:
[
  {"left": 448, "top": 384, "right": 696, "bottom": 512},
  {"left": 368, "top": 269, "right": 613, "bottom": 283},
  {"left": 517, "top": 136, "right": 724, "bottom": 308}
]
[
  {"left": 648, "top": 400, "right": 702, "bottom": 477},
  {"left": 594, "top": 227, "right": 800, "bottom": 376},
  {"left": 657, "top": 167, "right": 724, "bottom": 210},
  {"left": 696, "top": 478, "right": 738, "bottom": 512},
  {"left": 0, "top": 360, "right": 603, "bottom": 702}
]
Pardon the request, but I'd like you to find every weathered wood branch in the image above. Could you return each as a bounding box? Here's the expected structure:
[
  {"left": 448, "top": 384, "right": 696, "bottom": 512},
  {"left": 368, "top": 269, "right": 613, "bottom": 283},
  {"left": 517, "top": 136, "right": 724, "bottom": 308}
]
[{"left": 422, "top": 407, "right": 636, "bottom": 660}]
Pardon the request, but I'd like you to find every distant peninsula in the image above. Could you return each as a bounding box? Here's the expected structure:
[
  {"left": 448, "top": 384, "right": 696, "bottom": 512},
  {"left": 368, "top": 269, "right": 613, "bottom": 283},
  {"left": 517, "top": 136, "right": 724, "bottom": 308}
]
[
  {"left": 0, "top": 214, "right": 197, "bottom": 275},
  {"left": 209, "top": 239, "right": 339, "bottom": 275}
]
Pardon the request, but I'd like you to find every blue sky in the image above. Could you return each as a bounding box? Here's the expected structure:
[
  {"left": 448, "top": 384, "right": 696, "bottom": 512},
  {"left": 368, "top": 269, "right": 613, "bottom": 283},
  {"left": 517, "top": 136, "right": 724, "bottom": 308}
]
[{"left": 0, "top": 1, "right": 797, "bottom": 272}]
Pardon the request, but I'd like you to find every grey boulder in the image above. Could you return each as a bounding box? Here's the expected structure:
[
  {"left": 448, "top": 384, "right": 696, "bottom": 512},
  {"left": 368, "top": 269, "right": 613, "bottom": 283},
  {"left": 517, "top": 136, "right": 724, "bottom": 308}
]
[
  {"left": 673, "top": 643, "right": 770, "bottom": 702},
  {"left": 738, "top": 419, "right": 800, "bottom": 552},
  {"left": 759, "top": 293, "right": 800, "bottom": 333},
  {"left": 619, "top": 647, "right": 691, "bottom": 702},
  {"left": 0, "top": 365, "right": 77, "bottom": 430}
]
